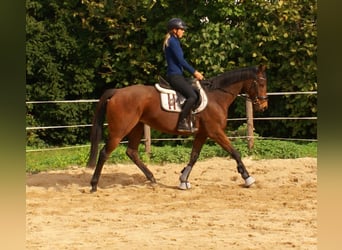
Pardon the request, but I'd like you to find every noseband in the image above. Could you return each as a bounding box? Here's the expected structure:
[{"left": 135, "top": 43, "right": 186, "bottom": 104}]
[{"left": 248, "top": 76, "right": 268, "bottom": 105}]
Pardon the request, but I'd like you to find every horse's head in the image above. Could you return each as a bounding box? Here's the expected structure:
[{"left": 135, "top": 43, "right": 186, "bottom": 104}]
[{"left": 246, "top": 65, "right": 268, "bottom": 111}]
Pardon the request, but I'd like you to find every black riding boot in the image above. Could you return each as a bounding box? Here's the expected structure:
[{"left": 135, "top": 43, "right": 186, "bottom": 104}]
[
  {"left": 177, "top": 117, "right": 191, "bottom": 132},
  {"left": 176, "top": 91, "right": 197, "bottom": 132}
]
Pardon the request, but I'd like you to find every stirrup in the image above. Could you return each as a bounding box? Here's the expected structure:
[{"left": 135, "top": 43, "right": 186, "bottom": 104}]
[
  {"left": 177, "top": 118, "right": 191, "bottom": 132},
  {"left": 177, "top": 125, "right": 191, "bottom": 133},
  {"left": 191, "top": 127, "right": 198, "bottom": 133}
]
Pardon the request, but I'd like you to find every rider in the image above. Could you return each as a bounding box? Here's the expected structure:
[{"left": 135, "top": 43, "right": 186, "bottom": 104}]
[{"left": 163, "top": 17, "right": 204, "bottom": 132}]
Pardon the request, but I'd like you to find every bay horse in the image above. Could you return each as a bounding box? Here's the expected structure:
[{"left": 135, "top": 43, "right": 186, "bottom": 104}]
[{"left": 87, "top": 65, "right": 268, "bottom": 192}]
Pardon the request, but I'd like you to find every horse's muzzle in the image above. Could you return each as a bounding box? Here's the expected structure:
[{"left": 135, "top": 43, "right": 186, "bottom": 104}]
[{"left": 253, "top": 96, "right": 268, "bottom": 111}]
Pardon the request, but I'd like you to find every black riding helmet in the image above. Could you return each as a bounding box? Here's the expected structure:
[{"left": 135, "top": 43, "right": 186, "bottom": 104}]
[{"left": 167, "top": 18, "right": 188, "bottom": 31}]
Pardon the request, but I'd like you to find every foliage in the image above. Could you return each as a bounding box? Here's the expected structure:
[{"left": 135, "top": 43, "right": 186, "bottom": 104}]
[
  {"left": 26, "top": 0, "right": 317, "bottom": 146},
  {"left": 26, "top": 146, "right": 90, "bottom": 173},
  {"left": 252, "top": 140, "right": 317, "bottom": 159},
  {"left": 26, "top": 0, "right": 97, "bottom": 146},
  {"left": 26, "top": 140, "right": 317, "bottom": 173},
  {"left": 188, "top": 0, "right": 317, "bottom": 138}
]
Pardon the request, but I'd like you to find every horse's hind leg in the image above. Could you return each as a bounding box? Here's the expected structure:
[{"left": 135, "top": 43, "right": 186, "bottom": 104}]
[
  {"left": 90, "top": 137, "right": 121, "bottom": 192},
  {"left": 126, "top": 122, "right": 156, "bottom": 183}
]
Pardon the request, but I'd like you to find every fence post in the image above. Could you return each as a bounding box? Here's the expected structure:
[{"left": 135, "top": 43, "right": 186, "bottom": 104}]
[
  {"left": 144, "top": 124, "right": 151, "bottom": 155},
  {"left": 246, "top": 99, "right": 254, "bottom": 150}
]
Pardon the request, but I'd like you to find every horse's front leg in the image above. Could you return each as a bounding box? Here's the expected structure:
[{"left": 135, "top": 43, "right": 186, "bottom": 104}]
[
  {"left": 230, "top": 149, "right": 255, "bottom": 187},
  {"left": 179, "top": 133, "right": 207, "bottom": 190},
  {"left": 211, "top": 131, "right": 255, "bottom": 187}
]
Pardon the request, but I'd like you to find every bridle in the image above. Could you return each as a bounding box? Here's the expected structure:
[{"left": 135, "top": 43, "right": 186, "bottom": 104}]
[{"left": 247, "top": 75, "right": 268, "bottom": 105}]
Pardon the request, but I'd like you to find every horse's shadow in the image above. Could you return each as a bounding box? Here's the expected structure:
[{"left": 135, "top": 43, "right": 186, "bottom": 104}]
[{"left": 26, "top": 169, "right": 178, "bottom": 190}]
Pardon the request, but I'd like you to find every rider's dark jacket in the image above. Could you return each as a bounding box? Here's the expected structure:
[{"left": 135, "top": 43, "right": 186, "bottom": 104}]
[{"left": 165, "top": 34, "right": 195, "bottom": 77}]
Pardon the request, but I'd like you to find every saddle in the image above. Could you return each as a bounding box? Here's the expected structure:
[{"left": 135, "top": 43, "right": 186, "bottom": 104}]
[{"left": 155, "top": 76, "right": 208, "bottom": 113}]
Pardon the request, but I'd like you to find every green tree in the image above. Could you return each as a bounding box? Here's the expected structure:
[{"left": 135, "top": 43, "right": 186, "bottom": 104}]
[
  {"left": 26, "top": 0, "right": 96, "bottom": 146},
  {"left": 187, "top": 0, "right": 317, "bottom": 138}
]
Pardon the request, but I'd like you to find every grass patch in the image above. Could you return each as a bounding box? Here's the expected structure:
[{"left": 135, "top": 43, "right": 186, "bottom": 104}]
[{"left": 26, "top": 139, "right": 317, "bottom": 173}]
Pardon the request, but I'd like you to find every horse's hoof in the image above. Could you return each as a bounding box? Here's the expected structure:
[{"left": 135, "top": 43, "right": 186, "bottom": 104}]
[
  {"left": 149, "top": 176, "right": 157, "bottom": 184},
  {"left": 90, "top": 186, "right": 97, "bottom": 193},
  {"left": 179, "top": 181, "right": 191, "bottom": 190},
  {"left": 244, "top": 176, "right": 255, "bottom": 187}
]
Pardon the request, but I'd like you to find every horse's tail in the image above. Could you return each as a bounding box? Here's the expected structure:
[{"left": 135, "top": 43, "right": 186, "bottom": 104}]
[{"left": 86, "top": 89, "right": 116, "bottom": 168}]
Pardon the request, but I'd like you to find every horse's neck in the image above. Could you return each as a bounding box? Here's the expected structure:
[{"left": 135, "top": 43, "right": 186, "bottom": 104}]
[{"left": 221, "top": 81, "right": 244, "bottom": 97}]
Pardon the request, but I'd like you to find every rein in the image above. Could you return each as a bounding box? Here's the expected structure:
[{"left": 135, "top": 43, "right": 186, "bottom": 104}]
[
  {"left": 201, "top": 69, "right": 268, "bottom": 104},
  {"left": 201, "top": 79, "right": 237, "bottom": 97},
  {"left": 217, "top": 87, "right": 237, "bottom": 97}
]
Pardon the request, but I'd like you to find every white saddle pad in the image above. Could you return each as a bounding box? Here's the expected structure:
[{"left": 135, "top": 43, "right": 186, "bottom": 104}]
[{"left": 155, "top": 81, "right": 208, "bottom": 113}]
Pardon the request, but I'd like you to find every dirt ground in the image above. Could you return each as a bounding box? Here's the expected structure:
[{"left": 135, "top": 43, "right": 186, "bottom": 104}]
[{"left": 26, "top": 157, "right": 317, "bottom": 250}]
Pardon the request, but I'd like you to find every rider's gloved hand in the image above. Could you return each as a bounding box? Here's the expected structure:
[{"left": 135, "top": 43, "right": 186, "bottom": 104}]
[{"left": 194, "top": 70, "right": 204, "bottom": 80}]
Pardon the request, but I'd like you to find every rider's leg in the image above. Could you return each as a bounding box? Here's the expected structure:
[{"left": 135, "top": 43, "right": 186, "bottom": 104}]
[
  {"left": 168, "top": 75, "right": 197, "bottom": 132},
  {"left": 177, "top": 96, "right": 196, "bottom": 132}
]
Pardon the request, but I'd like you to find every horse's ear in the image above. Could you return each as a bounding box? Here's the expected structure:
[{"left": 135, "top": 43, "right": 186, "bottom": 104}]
[{"left": 258, "top": 64, "right": 266, "bottom": 72}]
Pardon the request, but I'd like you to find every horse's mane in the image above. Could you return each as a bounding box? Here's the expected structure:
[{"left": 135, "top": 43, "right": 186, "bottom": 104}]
[{"left": 202, "top": 66, "right": 258, "bottom": 91}]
